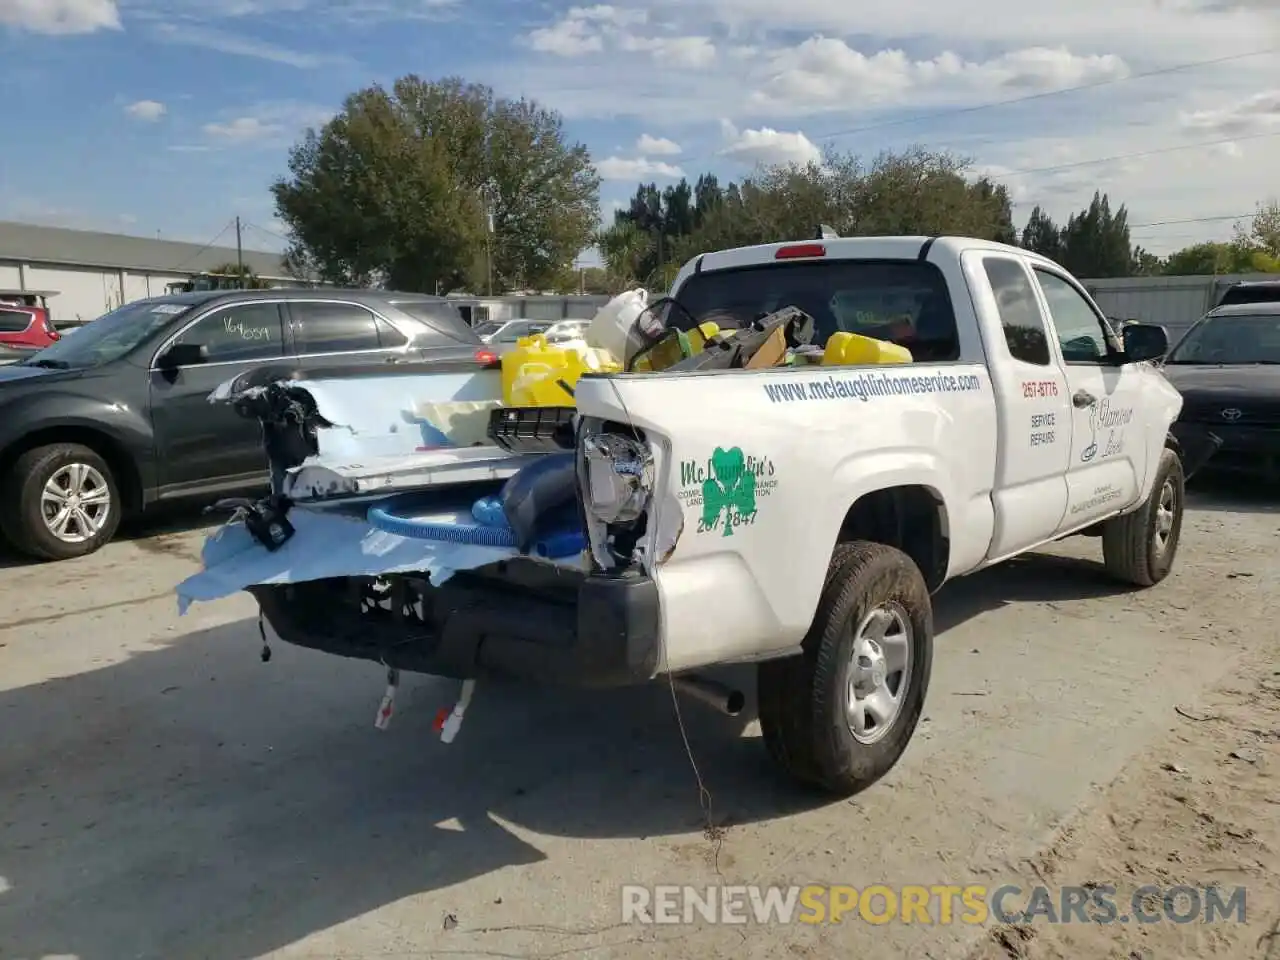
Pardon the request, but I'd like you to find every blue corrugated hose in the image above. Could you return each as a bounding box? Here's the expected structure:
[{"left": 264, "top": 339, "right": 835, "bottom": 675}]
[{"left": 366, "top": 495, "right": 585, "bottom": 558}]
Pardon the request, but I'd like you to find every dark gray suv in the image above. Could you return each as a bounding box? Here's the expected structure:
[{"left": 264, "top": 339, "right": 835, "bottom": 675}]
[{"left": 0, "top": 288, "right": 497, "bottom": 561}]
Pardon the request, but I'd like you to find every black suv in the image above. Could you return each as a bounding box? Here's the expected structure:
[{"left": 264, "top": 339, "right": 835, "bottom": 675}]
[{"left": 0, "top": 288, "right": 497, "bottom": 561}]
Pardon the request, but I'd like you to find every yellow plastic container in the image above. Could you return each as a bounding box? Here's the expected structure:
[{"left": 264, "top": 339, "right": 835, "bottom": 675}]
[
  {"left": 822, "top": 331, "right": 913, "bottom": 366},
  {"left": 632, "top": 321, "right": 723, "bottom": 372},
  {"left": 502, "top": 334, "right": 621, "bottom": 407}
]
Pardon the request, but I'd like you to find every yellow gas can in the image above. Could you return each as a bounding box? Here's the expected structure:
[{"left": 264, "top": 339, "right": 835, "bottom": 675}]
[
  {"left": 821, "top": 331, "right": 913, "bottom": 366},
  {"left": 502, "top": 334, "right": 621, "bottom": 407}
]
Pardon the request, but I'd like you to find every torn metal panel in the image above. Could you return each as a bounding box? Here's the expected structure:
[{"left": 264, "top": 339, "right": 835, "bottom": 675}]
[
  {"left": 177, "top": 506, "right": 588, "bottom": 615},
  {"left": 210, "top": 368, "right": 504, "bottom": 462},
  {"left": 284, "top": 448, "right": 544, "bottom": 503}
]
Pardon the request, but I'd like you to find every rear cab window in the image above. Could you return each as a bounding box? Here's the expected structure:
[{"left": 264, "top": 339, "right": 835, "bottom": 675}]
[{"left": 667, "top": 259, "right": 961, "bottom": 363}]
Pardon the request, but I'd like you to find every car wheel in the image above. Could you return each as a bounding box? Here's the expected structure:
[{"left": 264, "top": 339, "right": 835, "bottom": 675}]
[
  {"left": 1101, "top": 446, "right": 1185, "bottom": 587},
  {"left": 757, "top": 541, "right": 934, "bottom": 797},
  {"left": 0, "top": 443, "right": 122, "bottom": 561}
]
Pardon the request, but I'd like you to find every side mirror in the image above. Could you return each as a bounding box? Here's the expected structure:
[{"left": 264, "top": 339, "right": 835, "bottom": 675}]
[
  {"left": 157, "top": 342, "right": 208, "bottom": 369},
  {"left": 1121, "top": 322, "right": 1168, "bottom": 363}
]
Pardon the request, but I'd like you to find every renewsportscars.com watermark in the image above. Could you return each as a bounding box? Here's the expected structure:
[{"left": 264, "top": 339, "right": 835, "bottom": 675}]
[{"left": 620, "top": 884, "right": 1247, "bottom": 926}]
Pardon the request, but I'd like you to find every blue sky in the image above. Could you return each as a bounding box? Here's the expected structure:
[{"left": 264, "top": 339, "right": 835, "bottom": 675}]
[{"left": 1, "top": 0, "right": 1278, "bottom": 262}]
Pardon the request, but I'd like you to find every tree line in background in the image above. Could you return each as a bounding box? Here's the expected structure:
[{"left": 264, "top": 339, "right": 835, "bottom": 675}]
[
  {"left": 599, "top": 169, "right": 1280, "bottom": 293},
  {"left": 269, "top": 74, "right": 1280, "bottom": 296}
]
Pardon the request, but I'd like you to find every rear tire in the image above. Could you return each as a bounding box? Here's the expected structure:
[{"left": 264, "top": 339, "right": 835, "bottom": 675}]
[
  {"left": 1101, "top": 446, "right": 1184, "bottom": 587},
  {"left": 0, "top": 443, "right": 121, "bottom": 561},
  {"left": 757, "top": 541, "right": 933, "bottom": 797}
]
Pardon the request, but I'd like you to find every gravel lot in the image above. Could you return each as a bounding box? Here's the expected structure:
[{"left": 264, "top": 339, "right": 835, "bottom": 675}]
[{"left": 0, "top": 482, "right": 1276, "bottom": 960}]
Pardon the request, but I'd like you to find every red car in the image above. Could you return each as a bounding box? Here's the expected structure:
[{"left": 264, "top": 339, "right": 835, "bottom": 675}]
[{"left": 0, "top": 290, "right": 60, "bottom": 350}]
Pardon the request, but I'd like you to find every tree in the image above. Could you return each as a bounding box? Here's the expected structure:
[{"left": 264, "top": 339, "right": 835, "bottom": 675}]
[
  {"left": 1161, "top": 242, "right": 1237, "bottom": 275},
  {"left": 1058, "top": 192, "right": 1133, "bottom": 278},
  {"left": 1161, "top": 240, "right": 1280, "bottom": 275},
  {"left": 271, "top": 76, "right": 600, "bottom": 294},
  {"left": 1129, "top": 247, "right": 1163, "bottom": 276},
  {"left": 207, "top": 262, "right": 270, "bottom": 288},
  {"left": 1020, "top": 206, "right": 1063, "bottom": 262},
  {"left": 601, "top": 147, "right": 1016, "bottom": 276},
  {"left": 596, "top": 219, "right": 654, "bottom": 288},
  {"left": 1232, "top": 198, "right": 1280, "bottom": 259}
]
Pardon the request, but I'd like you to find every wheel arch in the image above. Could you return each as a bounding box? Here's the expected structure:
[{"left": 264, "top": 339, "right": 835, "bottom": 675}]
[
  {"left": 0, "top": 426, "right": 145, "bottom": 516},
  {"left": 836, "top": 483, "right": 951, "bottom": 593}
]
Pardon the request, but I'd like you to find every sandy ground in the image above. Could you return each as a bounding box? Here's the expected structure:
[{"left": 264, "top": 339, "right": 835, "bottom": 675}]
[
  {"left": 0, "top": 481, "right": 1276, "bottom": 960},
  {"left": 964, "top": 631, "right": 1280, "bottom": 960}
]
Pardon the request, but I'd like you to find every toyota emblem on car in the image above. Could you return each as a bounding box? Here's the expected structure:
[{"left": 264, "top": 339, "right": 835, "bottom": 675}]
[{"left": 1220, "top": 408, "right": 1243, "bottom": 421}]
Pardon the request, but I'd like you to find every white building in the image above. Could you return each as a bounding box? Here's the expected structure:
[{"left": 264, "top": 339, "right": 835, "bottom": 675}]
[{"left": 0, "top": 220, "right": 312, "bottom": 326}]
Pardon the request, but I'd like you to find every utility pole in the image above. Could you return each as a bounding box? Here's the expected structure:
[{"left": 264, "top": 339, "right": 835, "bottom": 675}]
[
  {"left": 235, "top": 216, "right": 244, "bottom": 289},
  {"left": 480, "top": 183, "right": 495, "bottom": 297}
]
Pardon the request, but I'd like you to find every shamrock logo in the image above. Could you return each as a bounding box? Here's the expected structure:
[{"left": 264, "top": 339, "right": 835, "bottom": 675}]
[{"left": 701, "top": 446, "right": 757, "bottom": 536}]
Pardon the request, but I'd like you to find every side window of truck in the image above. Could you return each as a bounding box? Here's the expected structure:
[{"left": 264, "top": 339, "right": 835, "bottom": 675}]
[
  {"left": 1033, "top": 269, "right": 1113, "bottom": 363},
  {"left": 983, "top": 258, "right": 1051, "bottom": 365}
]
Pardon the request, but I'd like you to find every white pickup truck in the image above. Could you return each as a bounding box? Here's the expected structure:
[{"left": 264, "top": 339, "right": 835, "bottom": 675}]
[{"left": 178, "top": 235, "right": 1184, "bottom": 798}]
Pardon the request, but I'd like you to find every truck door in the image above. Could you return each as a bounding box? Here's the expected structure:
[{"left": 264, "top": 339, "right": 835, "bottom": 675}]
[
  {"left": 1030, "top": 267, "right": 1148, "bottom": 534},
  {"left": 968, "top": 253, "right": 1072, "bottom": 560}
]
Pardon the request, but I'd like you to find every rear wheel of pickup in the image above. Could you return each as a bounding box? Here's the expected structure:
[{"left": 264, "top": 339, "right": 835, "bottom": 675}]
[
  {"left": 1101, "top": 446, "right": 1184, "bottom": 587},
  {"left": 757, "top": 541, "right": 933, "bottom": 797},
  {"left": 0, "top": 443, "right": 121, "bottom": 561}
]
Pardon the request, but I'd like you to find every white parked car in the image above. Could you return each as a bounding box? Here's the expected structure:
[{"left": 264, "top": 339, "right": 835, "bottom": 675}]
[
  {"left": 179, "top": 235, "right": 1184, "bottom": 797},
  {"left": 472, "top": 318, "right": 591, "bottom": 357}
]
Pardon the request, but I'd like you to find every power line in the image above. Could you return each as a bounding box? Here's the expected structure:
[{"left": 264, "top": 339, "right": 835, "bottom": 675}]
[
  {"left": 1129, "top": 212, "right": 1258, "bottom": 230},
  {"left": 995, "top": 129, "right": 1280, "bottom": 179},
  {"left": 169, "top": 220, "right": 236, "bottom": 271},
  {"left": 245, "top": 220, "right": 290, "bottom": 244}
]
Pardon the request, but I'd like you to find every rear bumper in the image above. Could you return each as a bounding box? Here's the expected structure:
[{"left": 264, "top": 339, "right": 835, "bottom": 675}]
[
  {"left": 250, "top": 559, "right": 662, "bottom": 687},
  {"left": 1172, "top": 421, "right": 1280, "bottom": 479}
]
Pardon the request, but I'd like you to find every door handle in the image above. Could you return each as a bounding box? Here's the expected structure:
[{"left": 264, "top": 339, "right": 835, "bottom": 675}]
[{"left": 1072, "top": 389, "right": 1097, "bottom": 409}]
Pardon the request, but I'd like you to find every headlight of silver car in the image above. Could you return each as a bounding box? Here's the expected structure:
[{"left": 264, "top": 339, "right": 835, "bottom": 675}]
[{"left": 581, "top": 432, "right": 654, "bottom": 524}]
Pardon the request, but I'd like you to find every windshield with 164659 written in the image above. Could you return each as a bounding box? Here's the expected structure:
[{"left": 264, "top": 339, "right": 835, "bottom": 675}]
[{"left": 21, "top": 300, "right": 195, "bottom": 369}]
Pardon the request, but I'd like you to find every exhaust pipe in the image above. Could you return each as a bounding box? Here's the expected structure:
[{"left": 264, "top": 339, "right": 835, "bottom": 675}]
[{"left": 670, "top": 674, "right": 746, "bottom": 716}]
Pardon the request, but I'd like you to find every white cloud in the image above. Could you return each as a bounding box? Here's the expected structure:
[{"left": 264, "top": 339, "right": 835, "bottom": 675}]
[
  {"left": 718, "top": 120, "right": 822, "bottom": 167},
  {"left": 1179, "top": 90, "right": 1280, "bottom": 136},
  {"left": 140, "top": 0, "right": 460, "bottom": 21},
  {"left": 596, "top": 156, "right": 685, "bottom": 179},
  {"left": 620, "top": 34, "right": 716, "bottom": 67},
  {"left": 0, "top": 0, "right": 120, "bottom": 33},
  {"left": 682, "top": 0, "right": 1274, "bottom": 58},
  {"left": 149, "top": 22, "right": 352, "bottom": 68},
  {"left": 636, "top": 133, "right": 681, "bottom": 155},
  {"left": 526, "top": 6, "right": 716, "bottom": 67},
  {"left": 528, "top": 5, "right": 644, "bottom": 55},
  {"left": 204, "top": 117, "right": 277, "bottom": 141},
  {"left": 125, "top": 99, "right": 167, "bottom": 122},
  {"left": 200, "top": 101, "right": 334, "bottom": 146},
  {"left": 749, "top": 39, "right": 1130, "bottom": 114}
]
